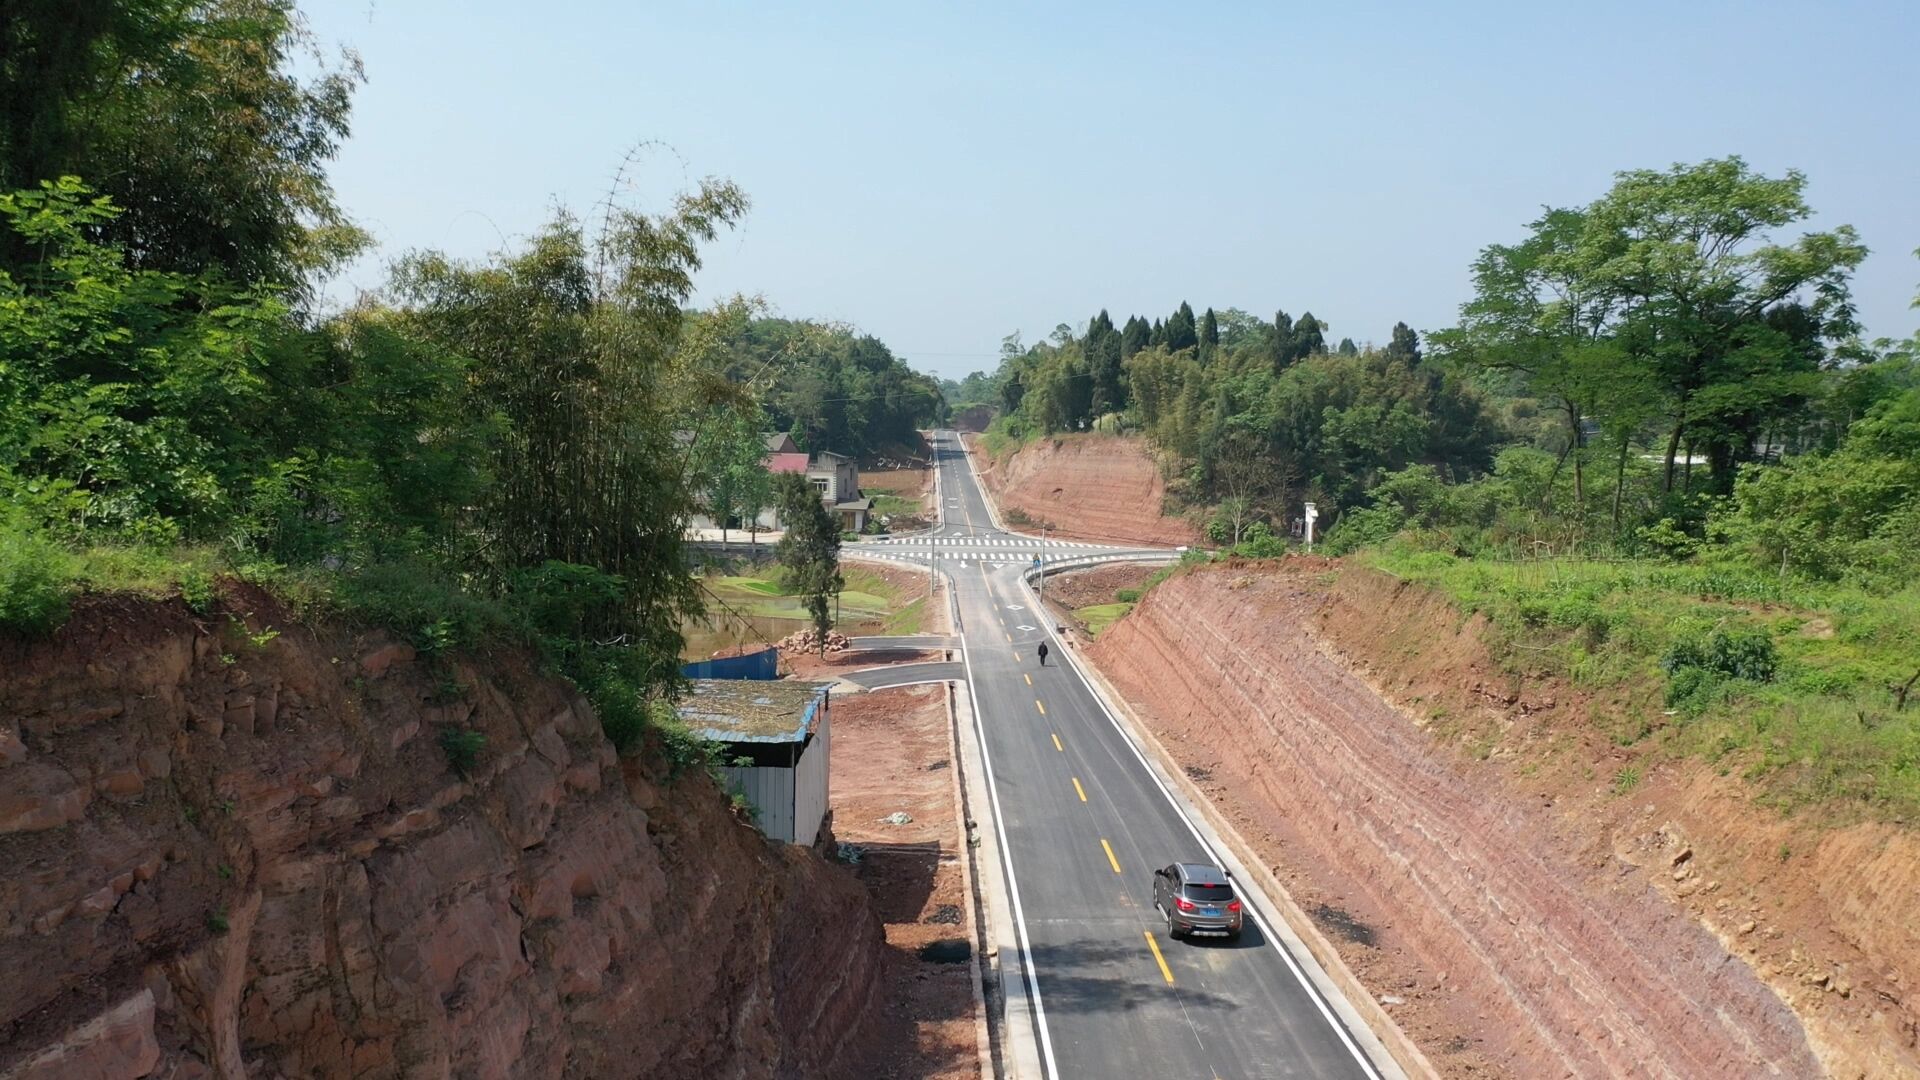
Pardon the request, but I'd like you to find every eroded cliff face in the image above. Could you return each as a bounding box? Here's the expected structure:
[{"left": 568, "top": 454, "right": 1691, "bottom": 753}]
[
  {"left": 0, "top": 588, "right": 883, "bottom": 1079},
  {"left": 971, "top": 434, "right": 1198, "bottom": 547}
]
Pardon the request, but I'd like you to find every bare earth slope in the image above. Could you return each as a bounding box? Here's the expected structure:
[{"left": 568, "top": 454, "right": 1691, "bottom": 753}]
[
  {"left": 971, "top": 433, "right": 1199, "bottom": 546},
  {"left": 0, "top": 588, "right": 884, "bottom": 1078},
  {"left": 1087, "top": 561, "right": 1836, "bottom": 1079}
]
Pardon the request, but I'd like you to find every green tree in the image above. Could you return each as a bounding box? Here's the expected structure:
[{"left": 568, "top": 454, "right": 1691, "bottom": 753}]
[
  {"left": 1337, "top": 337, "right": 1359, "bottom": 356},
  {"left": 1199, "top": 307, "right": 1221, "bottom": 363},
  {"left": 1087, "top": 309, "right": 1124, "bottom": 415},
  {"left": 1387, "top": 322, "right": 1422, "bottom": 365},
  {"left": 1716, "top": 387, "right": 1920, "bottom": 582},
  {"left": 1440, "top": 206, "right": 1632, "bottom": 518},
  {"left": 391, "top": 178, "right": 751, "bottom": 687},
  {"left": 774, "top": 471, "right": 843, "bottom": 652},
  {"left": 1121, "top": 315, "right": 1150, "bottom": 363},
  {"left": 1165, "top": 302, "right": 1199, "bottom": 352},
  {"left": 1583, "top": 157, "right": 1866, "bottom": 494},
  {"left": 1292, "top": 313, "right": 1326, "bottom": 357},
  {"left": 0, "top": 0, "right": 365, "bottom": 292},
  {"left": 0, "top": 178, "right": 290, "bottom": 537},
  {"left": 695, "top": 404, "right": 773, "bottom": 549},
  {"left": 1271, "top": 310, "right": 1300, "bottom": 372}
]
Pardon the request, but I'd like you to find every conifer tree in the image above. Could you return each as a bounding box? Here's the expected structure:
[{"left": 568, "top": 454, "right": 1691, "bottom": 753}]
[
  {"left": 1272, "top": 310, "right": 1296, "bottom": 371},
  {"left": 1199, "top": 307, "right": 1220, "bottom": 363},
  {"left": 1166, "top": 302, "right": 1198, "bottom": 352},
  {"left": 1337, "top": 337, "right": 1359, "bottom": 356},
  {"left": 1087, "top": 309, "right": 1124, "bottom": 415},
  {"left": 1121, "top": 315, "right": 1149, "bottom": 362},
  {"left": 1149, "top": 318, "right": 1166, "bottom": 348},
  {"left": 1387, "top": 321, "right": 1422, "bottom": 365},
  {"left": 1293, "top": 312, "right": 1326, "bottom": 357}
]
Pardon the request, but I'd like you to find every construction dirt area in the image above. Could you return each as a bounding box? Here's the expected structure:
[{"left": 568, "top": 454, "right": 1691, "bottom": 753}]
[
  {"left": 967, "top": 433, "right": 1199, "bottom": 547},
  {"left": 1045, "top": 557, "right": 1917, "bottom": 1079},
  {"left": 829, "top": 682, "right": 984, "bottom": 1080}
]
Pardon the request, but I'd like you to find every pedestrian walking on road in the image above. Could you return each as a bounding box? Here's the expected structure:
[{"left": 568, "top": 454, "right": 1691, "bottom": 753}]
[{"left": 1037, "top": 641, "right": 1049, "bottom": 666}]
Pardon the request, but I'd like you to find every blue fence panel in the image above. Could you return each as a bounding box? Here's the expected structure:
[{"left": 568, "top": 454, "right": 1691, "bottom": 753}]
[{"left": 680, "top": 647, "right": 779, "bottom": 681}]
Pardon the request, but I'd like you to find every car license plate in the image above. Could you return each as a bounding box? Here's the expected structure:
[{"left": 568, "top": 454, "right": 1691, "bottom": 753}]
[{"left": 1201, "top": 905, "right": 1217, "bottom": 915}]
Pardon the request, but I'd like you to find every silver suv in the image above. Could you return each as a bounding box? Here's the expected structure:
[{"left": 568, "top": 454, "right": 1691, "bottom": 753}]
[{"left": 1152, "top": 862, "right": 1243, "bottom": 940}]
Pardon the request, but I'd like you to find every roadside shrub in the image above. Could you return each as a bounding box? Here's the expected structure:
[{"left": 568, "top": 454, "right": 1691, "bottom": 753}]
[
  {"left": 1232, "top": 533, "right": 1288, "bottom": 558},
  {"left": 1115, "top": 588, "right": 1141, "bottom": 603},
  {"left": 1664, "top": 666, "right": 1728, "bottom": 714},
  {"left": 1322, "top": 504, "right": 1406, "bottom": 556},
  {"left": 178, "top": 568, "right": 218, "bottom": 614},
  {"left": 438, "top": 728, "right": 487, "bottom": 777},
  {"left": 0, "top": 520, "right": 75, "bottom": 634},
  {"left": 1661, "top": 623, "right": 1778, "bottom": 713},
  {"left": 1663, "top": 625, "right": 1779, "bottom": 683},
  {"left": 1636, "top": 517, "right": 1700, "bottom": 561}
]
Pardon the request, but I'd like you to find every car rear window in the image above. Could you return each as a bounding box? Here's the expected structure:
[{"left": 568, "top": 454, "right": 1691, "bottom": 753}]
[{"left": 1182, "top": 882, "right": 1234, "bottom": 902}]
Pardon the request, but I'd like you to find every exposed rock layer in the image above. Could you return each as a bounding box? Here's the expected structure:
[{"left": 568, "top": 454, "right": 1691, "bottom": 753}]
[
  {"left": 1089, "top": 562, "right": 1840, "bottom": 1078},
  {"left": 1, "top": 589, "right": 883, "bottom": 1078},
  {"left": 971, "top": 433, "right": 1198, "bottom": 546}
]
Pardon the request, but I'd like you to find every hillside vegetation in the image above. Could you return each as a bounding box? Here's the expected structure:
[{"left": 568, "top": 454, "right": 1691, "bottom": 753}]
[
  {"left": 0, "top": 3, "right": 928, "bottom": 767},
  {"left": 984, "top": 157, "right": 1920, "bottom": 820}
]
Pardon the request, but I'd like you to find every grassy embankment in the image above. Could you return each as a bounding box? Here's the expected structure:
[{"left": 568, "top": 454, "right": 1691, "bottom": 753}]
[
  {"left": 702, "top": 564, "right": 935, "bottom": 637},
  {"left": 869, "top": 494, "right": 922, "bottom": 521},
  {"left": 1361, "top": 546, "right": 1920, "bottom": 820},
  {"left": 1062, "top": 564, "right": 1195, "bottom": 639}
]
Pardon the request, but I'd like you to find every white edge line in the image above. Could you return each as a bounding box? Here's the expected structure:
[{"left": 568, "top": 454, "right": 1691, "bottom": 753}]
[
  {"left": 1018, "top": 566, "right": 1387, "bottom": 1080},
  {"left": 959, "top": 582, "right": 1061, "bottom": 1078}
]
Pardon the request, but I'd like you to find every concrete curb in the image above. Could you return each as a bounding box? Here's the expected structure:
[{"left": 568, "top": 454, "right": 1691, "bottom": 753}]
[
  {"left": 945, "top": 681, "right": 997, "bottom": 1080},
  {"left": 949, "top": 672, "right": 1043, "bottom": 1078},
  {"left": 1030, "top": 579, "right": 1439, "bottom": 1080}
]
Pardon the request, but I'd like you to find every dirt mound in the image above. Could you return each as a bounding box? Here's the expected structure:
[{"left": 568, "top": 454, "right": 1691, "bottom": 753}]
[
  {"left": 970, "top": 433, "right": 1198, "bottom": 546},
  {"left": 0, "top": 589, "right": 884, "bottom": 1078},
  {"left": 1087, "top": 561, "right": 1834, "bottom": 1078}
]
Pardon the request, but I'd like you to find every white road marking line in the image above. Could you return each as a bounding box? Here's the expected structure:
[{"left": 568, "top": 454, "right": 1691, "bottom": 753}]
[{"left": 958, "top": 597, "right": 1060, "bottom": 1076}]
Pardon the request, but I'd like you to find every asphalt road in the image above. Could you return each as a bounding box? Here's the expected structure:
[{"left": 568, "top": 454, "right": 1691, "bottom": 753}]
[
  {"left": 839, "top": 660, "right": 964, "bottom": 690},
  {"left": 848, "top": 432, "right": 1386, "bottom": 1079}
]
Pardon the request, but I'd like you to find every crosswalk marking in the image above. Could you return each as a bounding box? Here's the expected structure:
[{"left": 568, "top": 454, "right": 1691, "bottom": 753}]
[{"left": 871, "top": 536, "right": 1096, "bottom": 549}]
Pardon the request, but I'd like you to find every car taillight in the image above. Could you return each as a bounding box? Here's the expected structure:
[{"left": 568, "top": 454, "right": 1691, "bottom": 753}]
[
  {"left": 1227, "top": 900, "right": 1242, "bottom": 912},
  {"left": 1174, "top": 897, "right": 1196, "bottom": 912}
]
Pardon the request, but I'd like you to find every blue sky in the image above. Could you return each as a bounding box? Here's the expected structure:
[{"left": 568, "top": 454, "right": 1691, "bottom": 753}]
[{"left": 307, "top": 0, "right": 1919, "bottom": 381}]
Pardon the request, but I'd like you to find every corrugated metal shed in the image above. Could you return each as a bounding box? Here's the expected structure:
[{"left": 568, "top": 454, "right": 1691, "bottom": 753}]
[
  {"left": 677, "top": 680, "right": 828, "bottom": 743},
  {"left": 679, "top": 679, "right": 832, "bottom": 845}
]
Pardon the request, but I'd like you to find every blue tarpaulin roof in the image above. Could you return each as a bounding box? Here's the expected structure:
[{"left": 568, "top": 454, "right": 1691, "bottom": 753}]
[{"left": 676, "top": 679, "right": 829, "bottom": 744}]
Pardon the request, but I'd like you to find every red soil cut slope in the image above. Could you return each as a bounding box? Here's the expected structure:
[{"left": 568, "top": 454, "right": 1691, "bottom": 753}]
[
  {"left": 1087, "top": 561, "right": 1835, "bottom": 1079},
  {"left": 970, "top": 433, "right": 1198, "bottom": 547},
  {"left": 0, "top": 587, "right": 885, "bottom": 1079}
]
